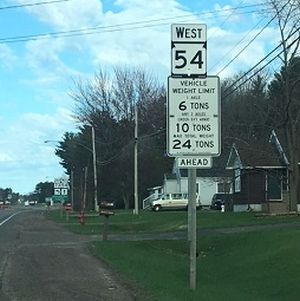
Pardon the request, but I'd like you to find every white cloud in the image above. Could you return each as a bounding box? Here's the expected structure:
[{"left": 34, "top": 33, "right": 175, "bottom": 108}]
[
  {"left": 14, "top": 0, "right": 104, "bottom": 30},
  {"left": 0, "top": 108, "right": 77, "bottom": 193},
  {"left": 0, "top": 44, "right": 18, "bottom": 70},
  {"left": 0, "top": 153, "right": 13, "bottom": 163}
]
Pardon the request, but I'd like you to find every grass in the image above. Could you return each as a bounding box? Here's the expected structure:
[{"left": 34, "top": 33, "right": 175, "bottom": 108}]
[
  {"left": 47, "top": 209, "right": 300, "bottom": 300},
  {"left": 91, "top": 228, "right": 300, "bottom": 301},
  {"left": 46, "top": 209, "right": 300, "bottom": 235}
]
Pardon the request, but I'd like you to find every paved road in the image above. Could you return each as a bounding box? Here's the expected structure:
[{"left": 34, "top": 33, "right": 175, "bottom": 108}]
[{"left": 0, "top": 208, "right": 136, "bottom": 301}]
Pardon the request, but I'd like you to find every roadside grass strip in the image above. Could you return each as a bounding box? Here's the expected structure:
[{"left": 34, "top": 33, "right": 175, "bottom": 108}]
[
  {"left": 47, "top": 209, "right": 300, "bottom": 235},
  {"left": 92, "top": 228, "right": 300, "bottom": 301}
]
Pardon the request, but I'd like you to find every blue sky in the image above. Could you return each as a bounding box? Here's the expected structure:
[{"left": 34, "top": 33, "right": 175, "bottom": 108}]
[{"left": 0, "top": 0, "right": 282, "bottom": 194}]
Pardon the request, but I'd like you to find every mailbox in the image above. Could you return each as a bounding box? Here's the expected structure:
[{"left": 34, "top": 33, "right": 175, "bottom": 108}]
[
  {"left": 99, "top": 210, "right": 115, "bottom": 217},
  {"left": 99, "top": 201, "right": 114, "bottom": 209}
]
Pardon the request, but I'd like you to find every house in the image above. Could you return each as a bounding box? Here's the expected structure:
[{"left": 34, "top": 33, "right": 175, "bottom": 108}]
[
  {"left": 226, "top": 131, "right": 290, "bottom": 213},
  {"left": 143, "top": 152, "right": 231, "bottom": 209}
]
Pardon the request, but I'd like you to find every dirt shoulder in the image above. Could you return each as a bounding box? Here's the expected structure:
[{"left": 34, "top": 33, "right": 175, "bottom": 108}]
[{"left": 0, "top": 210, "right": 141, "bottom": 301}]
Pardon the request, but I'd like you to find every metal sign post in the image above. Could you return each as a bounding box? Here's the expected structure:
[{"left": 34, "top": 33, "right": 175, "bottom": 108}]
[{"left": 188, "top": 168, "right": 197, "bottom": 290}]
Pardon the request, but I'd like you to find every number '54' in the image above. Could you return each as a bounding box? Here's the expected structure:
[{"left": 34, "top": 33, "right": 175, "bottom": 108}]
[{"left": 174, "top": 50, "right": 203, "bottom": 69}]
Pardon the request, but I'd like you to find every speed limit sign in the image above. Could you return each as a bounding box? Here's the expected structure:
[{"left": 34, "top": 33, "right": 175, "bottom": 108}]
[{"left": 171, "top": 24, "right": 207, "bottom": 77}]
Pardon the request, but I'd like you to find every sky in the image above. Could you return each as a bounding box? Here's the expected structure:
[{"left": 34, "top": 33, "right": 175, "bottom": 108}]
[{"left": 0, "top": 0, "right": 283, "bottom": 194}]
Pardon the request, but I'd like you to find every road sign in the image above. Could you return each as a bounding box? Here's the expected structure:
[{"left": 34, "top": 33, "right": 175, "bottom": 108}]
[
  {"left": 177, "top": 156, "right": 212, "bottom": 168},
  {"left": 167, "top": 76, "right": 221, "bottom": 157},
  {"left": 54, "top": 177, "right": 69, "bottom": 189},
  {"left": 52, "top": 195, "right": 68, "bottom": 203},
  {"left": 171, "top": 24, "right": 207, "bottom": 77}
]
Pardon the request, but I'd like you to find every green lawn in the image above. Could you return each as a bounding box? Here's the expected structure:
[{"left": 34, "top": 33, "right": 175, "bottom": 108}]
[
  {"left": 46, "top": 209, "right": 300, "bottom": 235},
  {"left": 92, "top": 228, "right": 300, "bottom": 301},
  {"left": 47, "top": 209, "right": 300, "bottom": 300}
]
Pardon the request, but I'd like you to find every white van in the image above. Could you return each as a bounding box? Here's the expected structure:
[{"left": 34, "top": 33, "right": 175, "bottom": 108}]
[{"left": 150, "top": 193, "right": 201, "bottom": 212}]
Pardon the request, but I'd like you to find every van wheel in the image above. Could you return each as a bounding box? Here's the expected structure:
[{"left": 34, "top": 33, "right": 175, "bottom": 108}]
[{"left": 153, "top": 205, "right": 161, "bottom": 212}]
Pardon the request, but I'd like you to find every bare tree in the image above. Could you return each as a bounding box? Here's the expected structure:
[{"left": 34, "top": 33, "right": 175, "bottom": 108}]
[{"left": 68, "top": 67, "right": 169, "bottom": 209}]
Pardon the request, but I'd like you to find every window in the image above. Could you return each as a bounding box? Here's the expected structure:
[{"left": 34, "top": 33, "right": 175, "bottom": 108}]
[
  {"left": 267, "top": 171, "right": 282, "bottom": 200},
  {"left": 235, "top": 169, "right": 241, "bottom": 192},
  {"left": 173, "top": 194, "right": 181, "bottom": 199},
  {"left": 217, "top": 182, "right": 231, "bottom": 193}
]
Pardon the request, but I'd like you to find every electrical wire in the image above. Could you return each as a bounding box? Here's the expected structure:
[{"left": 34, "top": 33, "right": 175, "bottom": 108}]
[
  {"left": 0, "top": 4, "right": 268, "bottom": 44},
  {"left": 93, "top": 128, "right": 166, "bottom": 166},
  {"left": 223, "top": 32, "right": 300, "bottom": 99},
  {"left": 0, "top": 0, "right": 72, "bottom": 10},
  {"left": 223, "top": 24, "right": 300, "bottom": 98},
  {"left": 208, "top": 0, "right": 245, "bottom": 42},
  {"left": 216, "top": 0, "right": 292, "bottom": 76},
  {"left": 208, "top": 15, "right": 267, "bottom": 72},
  {"left": 97, "top": 140, "right": 134, "bottom": 166}
]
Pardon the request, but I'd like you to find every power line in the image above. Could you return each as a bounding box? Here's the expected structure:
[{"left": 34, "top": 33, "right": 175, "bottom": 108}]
[
  {"left": 223, "top": 25, "right": 300, "bottom": 96},
  {"left": 97, "top": 140, "right": 134, "bottom": 166},
  {"left": 223, "top": 31, "right": 300, "bottom": 99},
  {"left": 216, "top": 0, "right": 292, "bottom": 76},
  {"left": 0, "top": 4, "right": 268, "bottom": 45},
  {"left": 208, "top": 0, "right": 245, "bottom": 42},
  {"left": 0, "top": 0, "right": 72, "bottom": 11},
  {"left": 209, "top": 15, "right": 267, "bottom": 72}
]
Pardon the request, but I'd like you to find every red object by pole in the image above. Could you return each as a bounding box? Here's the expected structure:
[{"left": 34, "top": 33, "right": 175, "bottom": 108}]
[{"left": 79, "top": 210, "right": 85, "bottom": 225}]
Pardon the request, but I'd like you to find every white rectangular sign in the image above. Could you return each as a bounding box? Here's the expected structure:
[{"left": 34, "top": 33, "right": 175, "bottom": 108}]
[
  {"left": 167, "top": 76, "right": 221, "bottom": 157},
  {"left": 171, "top": 24, "right": 207, "bottom": 42},
  {"left": 177, "top": 157, "right": 212, "bottom": 168},
  {"left": 54, "top": 177, "right": 69, "bottom": 189},
  {"left": 171, "top": 24, "right": 207, "bottom": 77}
]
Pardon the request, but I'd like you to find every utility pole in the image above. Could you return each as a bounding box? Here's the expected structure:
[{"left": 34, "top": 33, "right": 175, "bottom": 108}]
[
  {"left": 83, "top": 166, "right": 88, "bottom": 212},
  {"left": 133, "top": 105, "right": 139, "bottom": 215},
  {"left": 70, "top": 168, "right": 74, "bottom": 209},
  {"left": 91, "top": 125, "right": 99, "bottom": 212}
]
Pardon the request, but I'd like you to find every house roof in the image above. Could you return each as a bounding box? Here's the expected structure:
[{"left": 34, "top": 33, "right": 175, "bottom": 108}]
[
  {"left": 227, "top": 136, "right": 287, "bottom": 169},
  {"left": 165, "top": 173, "right": 177, "bottom": 180}
]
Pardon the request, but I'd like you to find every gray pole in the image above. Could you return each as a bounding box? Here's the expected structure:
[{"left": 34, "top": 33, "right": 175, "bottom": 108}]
[
  {"left": 83, "top": 166, "right": 88, "bottom": 211},
  {"left": 133, "top": 105, "right": 139, "bottom": 215},
  {"left": 188, "top": 168, "right": 197, "bottom": 290},
  {"left": 91, "top": 126, "right": 99, "bottom": 212},
  {"left": 71, "top": 168, "right": 74, "bottom": 209}
]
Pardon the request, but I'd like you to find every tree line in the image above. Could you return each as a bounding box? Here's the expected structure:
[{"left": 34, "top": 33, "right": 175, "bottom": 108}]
[{"left": 51, "top": 55, "right": 300, "bottom": 211}]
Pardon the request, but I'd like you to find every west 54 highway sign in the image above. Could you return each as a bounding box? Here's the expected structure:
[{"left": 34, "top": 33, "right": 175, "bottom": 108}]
[
  {"left": 171, "top": 23, "right": 207, "bottom": 77},
  {"left": 167, "top": 76, "right": 220, "bottom": 157}
]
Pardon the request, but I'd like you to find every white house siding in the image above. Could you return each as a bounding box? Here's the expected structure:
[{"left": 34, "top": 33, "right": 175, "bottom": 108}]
[
  {"left": 199, "top": 178, "right": 217, "bottom": 206},
  {"left": 164, "top": 179, "right": 180, "bottom": 194}
]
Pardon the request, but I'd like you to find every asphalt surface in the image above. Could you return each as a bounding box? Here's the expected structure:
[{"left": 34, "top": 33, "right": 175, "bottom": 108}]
[{"left": 0, "top": 208, "right": 137, "bottom": 301}]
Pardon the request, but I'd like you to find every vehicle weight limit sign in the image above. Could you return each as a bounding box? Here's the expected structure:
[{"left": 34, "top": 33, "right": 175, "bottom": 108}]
[{"left": 167, "top": 76, "right": 220, "bottom": 157}]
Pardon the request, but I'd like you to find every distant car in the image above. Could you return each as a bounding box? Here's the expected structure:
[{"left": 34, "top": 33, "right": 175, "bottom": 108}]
[
  {"left": 210, "top": 200, "right": 224, "bottom": 210},
  {"left": 210, "top": 193, "right": 232, "bottom": 210},
  {"left": 29, "top": 200, "right": 35, "bottom": 206}
]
